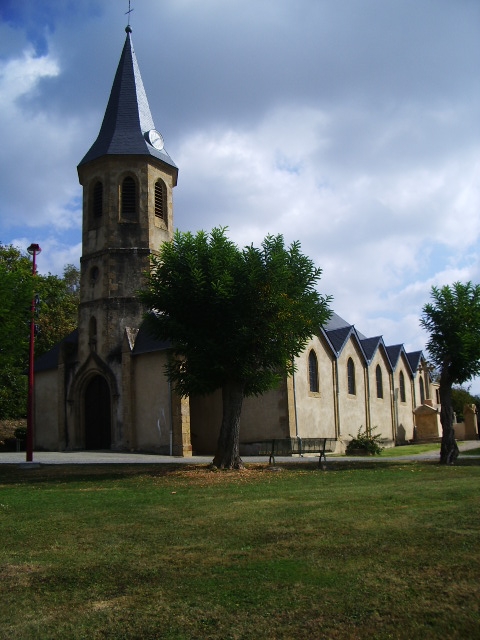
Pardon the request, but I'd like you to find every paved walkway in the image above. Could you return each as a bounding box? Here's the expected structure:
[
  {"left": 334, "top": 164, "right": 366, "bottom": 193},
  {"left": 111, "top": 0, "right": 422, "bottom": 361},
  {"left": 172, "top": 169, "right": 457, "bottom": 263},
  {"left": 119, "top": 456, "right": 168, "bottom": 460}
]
[{"left": 0, "top": 441, "right": 478, "bottom": 466}]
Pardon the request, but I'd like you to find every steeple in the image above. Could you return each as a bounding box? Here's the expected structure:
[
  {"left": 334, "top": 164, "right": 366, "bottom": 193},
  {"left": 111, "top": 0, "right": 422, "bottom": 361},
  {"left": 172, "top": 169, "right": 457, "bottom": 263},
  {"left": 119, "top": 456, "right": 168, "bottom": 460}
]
[
  {"left": 76, "top": 25, "right": 177, "bottom": 377},
  {"left": 79, "top": 27, "right": 177, "bottom": 179}
]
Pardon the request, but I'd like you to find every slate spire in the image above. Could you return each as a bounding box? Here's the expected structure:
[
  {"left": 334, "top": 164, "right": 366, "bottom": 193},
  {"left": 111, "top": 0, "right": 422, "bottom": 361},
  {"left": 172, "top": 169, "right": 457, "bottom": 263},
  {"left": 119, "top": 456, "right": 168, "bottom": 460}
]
[{"left": 78, "top": 27, "right": 177, "bottom": 171}]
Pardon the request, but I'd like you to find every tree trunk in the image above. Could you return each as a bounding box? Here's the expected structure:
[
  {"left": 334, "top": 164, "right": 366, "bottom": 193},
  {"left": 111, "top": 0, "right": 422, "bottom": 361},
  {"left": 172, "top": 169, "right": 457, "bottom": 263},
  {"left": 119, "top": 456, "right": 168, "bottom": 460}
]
[
  {"left": 439, "top": 368, "right": 459, "bottom": 465},
  {"left": 212, "top": 380, "right": 245, "bottom": 469}
]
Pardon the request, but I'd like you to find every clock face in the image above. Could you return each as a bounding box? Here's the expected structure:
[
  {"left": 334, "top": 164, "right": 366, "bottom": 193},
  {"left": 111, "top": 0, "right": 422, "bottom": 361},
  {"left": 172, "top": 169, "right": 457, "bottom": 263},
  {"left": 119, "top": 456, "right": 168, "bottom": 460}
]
[{"left": 146, "top": 129, "right": 164, "bottom": 151}]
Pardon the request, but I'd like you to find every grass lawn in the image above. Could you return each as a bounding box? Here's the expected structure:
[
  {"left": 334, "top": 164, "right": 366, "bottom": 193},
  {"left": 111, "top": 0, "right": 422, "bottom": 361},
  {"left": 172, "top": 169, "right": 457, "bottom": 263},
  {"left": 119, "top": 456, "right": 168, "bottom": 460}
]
[
  {"left": 1, "top": 460, "right": 479, "bottom": 640},
  {"left": 373, "top": 442, "right": 441, "bottom": 457}
]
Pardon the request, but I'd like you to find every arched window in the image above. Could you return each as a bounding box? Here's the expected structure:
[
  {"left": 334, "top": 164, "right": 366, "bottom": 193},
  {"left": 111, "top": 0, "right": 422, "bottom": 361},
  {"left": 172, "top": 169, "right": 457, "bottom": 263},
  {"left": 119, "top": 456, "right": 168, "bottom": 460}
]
[
  {"left": 347, "top": 358, "right": 356, "bottom": 395},
  {"left": 154, "top": 179, "right": 167, "bottom": 223},
  {"left": 93, "top": 181, "right": 103, "bottom": 218},
  {"left": 121, "top": 176, "right": 137, "bottom": 220},
  {"left": 419, "top": 376, "right": 425, "bottom": 405},
  {"left": 308, "top": 350, "right": 319, "bottom": 393},
  {"left": 376, "top": 365, "right": 383, "bottom": 399},
  {"left": 399, "top": 370, "right": 406, "bottom": 403}
]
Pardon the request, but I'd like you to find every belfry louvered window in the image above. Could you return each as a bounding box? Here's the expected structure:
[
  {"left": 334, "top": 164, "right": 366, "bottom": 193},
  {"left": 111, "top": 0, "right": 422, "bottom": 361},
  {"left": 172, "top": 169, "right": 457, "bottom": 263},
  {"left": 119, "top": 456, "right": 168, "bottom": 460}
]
[
  {"left": 93, "top": 181, "right": 103, "bottom": 218},
  {"left": 155, "top": 179, "right": 167, "bottom": 221},
  {"left": 347, "top": 358, "right": 356, "bottom": 395},
  {"left": 308, "top": 350, "right": 319, "bottom": 393},
  {"left": 376, "top": 365, "right": 383, "bottom": 399},
  {"left": 121, "top": 176, "right": 136, "bottom": 220}
]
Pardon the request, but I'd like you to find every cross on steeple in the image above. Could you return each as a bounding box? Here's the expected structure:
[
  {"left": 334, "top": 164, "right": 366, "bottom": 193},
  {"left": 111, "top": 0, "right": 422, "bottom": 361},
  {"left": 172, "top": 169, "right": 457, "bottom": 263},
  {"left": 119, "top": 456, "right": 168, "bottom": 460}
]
[{"left": 125, "top": 0, "right": 134, "bottom": 27}]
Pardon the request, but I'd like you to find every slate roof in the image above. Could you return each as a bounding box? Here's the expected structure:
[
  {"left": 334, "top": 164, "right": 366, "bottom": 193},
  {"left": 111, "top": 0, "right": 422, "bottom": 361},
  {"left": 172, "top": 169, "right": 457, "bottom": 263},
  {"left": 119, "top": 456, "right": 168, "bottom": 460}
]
[
  {"left": 385, "top": 344, "right": 404, "bottom": 369},
  {"left": 406, "top": 350, "right": 423, "bottom": 374},
  {"left": 34, "top": 329, "right": 78, "bottom": 372},
  {"left": 78, "top": 27, "right": 177, "bottom": 175},
  {"left": 132, "top": 322, "right": 171, "bottom": 355},
  {"left": 360, "top": 336, "right": 382, "bottom": 362},
  {"left": 324, "top": 325, "right": 353, "bottom": 354}
]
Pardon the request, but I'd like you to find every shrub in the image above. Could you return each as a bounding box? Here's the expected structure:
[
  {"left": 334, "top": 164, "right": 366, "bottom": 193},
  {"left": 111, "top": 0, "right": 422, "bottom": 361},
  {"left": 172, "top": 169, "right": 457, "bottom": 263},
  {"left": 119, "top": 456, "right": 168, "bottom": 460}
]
[
  {"left": 14, "top": 426, "right": 27, "bottom": 440},
  {"left": 346, "top": 426, "right": 384, "bottom": 455}
]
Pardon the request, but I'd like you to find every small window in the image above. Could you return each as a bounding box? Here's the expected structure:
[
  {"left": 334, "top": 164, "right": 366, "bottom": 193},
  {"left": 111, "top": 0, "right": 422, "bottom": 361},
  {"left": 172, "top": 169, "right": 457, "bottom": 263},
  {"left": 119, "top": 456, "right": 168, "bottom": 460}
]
[
  {"left": 121, "top": 176, "right": 137, "bottom": 220},
  {"left": 419, "top": 376, "right": 425, "bottom": 405},
  {"left": 154, "top": 179, "right": 167, "bottom": 222},
  {"left": 399, "top": 371, "right": 406, "bottom": 403},
  {"left": 376, "top": 365, "right": 383, "bottom": 399},
  {"left": 347, "top": 358, "right": 356, "bottom": 395},
  {"left": 93, "top": 181, "right": 103, "bottom": 218},
  {"left": 308, "top": 350, "right": 319, "bottom": 393}
]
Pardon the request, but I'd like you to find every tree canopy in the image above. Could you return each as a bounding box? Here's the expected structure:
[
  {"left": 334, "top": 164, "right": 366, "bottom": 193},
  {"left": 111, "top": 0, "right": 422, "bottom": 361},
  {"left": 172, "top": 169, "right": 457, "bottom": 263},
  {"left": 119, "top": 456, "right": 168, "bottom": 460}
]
[
  {"left": 420, "top": 281, "right": 480, "bottom": 463},
  {"left": 141, "top": 227, "right": 332, "bottom": 468},
  {"left": 0, "top": 244, "right": 79, "bottom": 419}
]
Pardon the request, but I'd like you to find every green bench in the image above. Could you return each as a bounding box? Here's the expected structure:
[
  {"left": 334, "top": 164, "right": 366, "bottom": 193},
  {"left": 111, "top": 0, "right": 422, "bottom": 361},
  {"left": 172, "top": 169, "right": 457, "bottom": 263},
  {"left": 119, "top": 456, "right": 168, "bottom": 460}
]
[{"left": 259, "top": 437, "right": 337, "bottom": 468}]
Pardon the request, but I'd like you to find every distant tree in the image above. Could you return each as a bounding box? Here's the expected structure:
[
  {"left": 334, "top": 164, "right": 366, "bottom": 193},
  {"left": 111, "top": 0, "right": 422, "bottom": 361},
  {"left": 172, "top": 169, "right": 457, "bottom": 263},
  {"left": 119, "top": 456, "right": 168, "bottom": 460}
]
[
  {"left": 140, "top": 227, "right": 332, "bottom": 469},
  {"left": 451, "top": 385, "right": 478, "bottom": 423},
  {"left": 0, "top": 245, "right": 32, "bottom": 418},
  {"left": 0, "top": 244, "right": 80, "bottom": 418},
  {"left": 420, "top": 282, "right": 480, "bottom": 464},
  {"left": 35, "top": 264, "right": 80, "bottom": 356}
]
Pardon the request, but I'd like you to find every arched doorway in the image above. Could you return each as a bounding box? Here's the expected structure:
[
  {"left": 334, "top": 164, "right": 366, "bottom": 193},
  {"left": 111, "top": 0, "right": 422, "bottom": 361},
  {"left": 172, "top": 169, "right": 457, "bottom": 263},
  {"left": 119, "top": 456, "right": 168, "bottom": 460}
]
[{"left": 85, "top": 375, "right": 111, "bottom": 449}]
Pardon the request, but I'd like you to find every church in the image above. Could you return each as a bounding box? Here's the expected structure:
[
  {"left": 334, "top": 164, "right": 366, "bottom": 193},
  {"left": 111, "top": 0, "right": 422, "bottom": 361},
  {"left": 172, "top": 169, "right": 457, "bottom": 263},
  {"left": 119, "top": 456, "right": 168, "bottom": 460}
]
[{"left": 34, "top": 27, "right": 440, "bottom": 456}]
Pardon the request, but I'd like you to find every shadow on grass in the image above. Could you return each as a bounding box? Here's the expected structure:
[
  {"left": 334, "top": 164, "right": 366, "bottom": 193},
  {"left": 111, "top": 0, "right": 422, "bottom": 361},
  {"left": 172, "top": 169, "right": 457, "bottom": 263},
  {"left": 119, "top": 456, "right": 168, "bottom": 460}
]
[{"left": 1, "top": 455, "right": 479, "bottom": 485}]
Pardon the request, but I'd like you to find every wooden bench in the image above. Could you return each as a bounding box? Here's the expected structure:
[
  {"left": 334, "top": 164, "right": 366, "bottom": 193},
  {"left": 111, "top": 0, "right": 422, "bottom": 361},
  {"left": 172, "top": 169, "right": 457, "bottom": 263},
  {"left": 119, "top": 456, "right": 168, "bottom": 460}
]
[{"left": 258, "top": 437, "right": 337, "bottom": 468}]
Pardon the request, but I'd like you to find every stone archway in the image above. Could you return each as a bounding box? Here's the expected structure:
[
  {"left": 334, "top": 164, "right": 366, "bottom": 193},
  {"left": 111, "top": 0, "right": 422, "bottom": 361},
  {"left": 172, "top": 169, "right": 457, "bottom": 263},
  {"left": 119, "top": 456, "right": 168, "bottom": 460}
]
[{"left": 84, "top": 375, "right": 111, "bottom": 449}]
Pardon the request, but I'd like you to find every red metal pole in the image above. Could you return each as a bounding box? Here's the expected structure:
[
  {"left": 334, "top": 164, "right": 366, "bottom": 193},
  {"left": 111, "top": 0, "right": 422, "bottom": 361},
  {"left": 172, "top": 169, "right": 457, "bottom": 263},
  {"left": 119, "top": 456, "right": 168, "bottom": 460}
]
[{"left": 26, "top": 244, "right": 40, "bottom": 462}]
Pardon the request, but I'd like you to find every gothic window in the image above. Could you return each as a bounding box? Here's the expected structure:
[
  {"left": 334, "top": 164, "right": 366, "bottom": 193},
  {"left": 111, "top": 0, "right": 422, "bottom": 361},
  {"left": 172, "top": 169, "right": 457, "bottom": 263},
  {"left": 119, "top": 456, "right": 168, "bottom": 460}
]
[
  {"left": 419, "top": 376, "right": 425, "bottom": 405},
  {"left": 308, "top": 350, "right": 319, "bottom": 393},
  {"left": 121, "top": 176, "right": 137, "bottom": 221},
  {"left": 347, "top": 358, "right": 356, "bottom": 395},
  {"left": 376, "top": 364, "right": 383, "bottom": 399},
  {"left": 154, "top": 179, "right": 167, "bottom": 223},
  {"left": 399, "top": 370, "right": 406, "bottom": 403},
  {"left": 93, "top": 181, "right": 103, "bottom": 218}
]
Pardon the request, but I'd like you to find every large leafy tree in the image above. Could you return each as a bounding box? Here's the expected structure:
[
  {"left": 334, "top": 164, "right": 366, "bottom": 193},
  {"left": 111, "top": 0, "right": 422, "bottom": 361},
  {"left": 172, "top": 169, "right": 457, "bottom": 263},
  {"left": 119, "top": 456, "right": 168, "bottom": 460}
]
[
  {"left": 0, "top": 245, "right": 33, "bottom": 418},
  {"left": 0, "top": 244, "right": 80, "bottom": 419},
  {"left": 141, "top": 227, "right": 332, "bottom": 469},
  {"left": 420, "top": 282, "right": 480, "bottom": 464}
]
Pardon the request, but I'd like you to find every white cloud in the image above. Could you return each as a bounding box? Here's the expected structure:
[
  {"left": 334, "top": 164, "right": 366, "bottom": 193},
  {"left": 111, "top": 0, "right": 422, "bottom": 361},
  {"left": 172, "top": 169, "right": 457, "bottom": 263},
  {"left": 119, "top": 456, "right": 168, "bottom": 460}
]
[
  {"left": 1, "top": 0, "right": 479, "bottom": 389},
  {"left": 0, "top": 47, "right": 83, "bottom": 232}
]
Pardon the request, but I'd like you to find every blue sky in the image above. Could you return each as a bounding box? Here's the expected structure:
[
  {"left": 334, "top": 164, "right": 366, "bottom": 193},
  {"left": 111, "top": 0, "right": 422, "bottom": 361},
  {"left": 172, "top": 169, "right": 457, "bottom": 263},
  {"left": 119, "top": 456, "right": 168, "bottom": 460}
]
[{"left": 1, "top": 0, "right": 479, "bottom": 387}]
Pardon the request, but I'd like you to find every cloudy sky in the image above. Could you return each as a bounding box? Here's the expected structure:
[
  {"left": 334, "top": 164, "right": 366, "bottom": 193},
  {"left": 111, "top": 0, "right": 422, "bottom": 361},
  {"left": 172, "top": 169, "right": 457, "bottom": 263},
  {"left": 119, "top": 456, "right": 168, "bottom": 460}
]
[{"left": 1, "top": 0, "right": 479, "bottom": 382}]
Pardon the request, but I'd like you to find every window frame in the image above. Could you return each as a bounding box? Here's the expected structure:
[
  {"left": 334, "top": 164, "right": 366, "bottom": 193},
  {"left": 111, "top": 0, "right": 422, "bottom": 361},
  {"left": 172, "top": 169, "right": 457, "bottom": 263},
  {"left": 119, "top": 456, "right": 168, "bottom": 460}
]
[
  {"left": 347, "top": 357, "right": 356, "bottom": 395},
  {"left": 375, "top": 364, "right": 383, "bottom": 399},
  {"left": 308, "top": 349, "right": 319, "bottom": 394},
  {"left": 399, "top": 370, "right": 406, "bottom": 403},
  {"left": 154, "top": 178, "right": 168, "bottom": 224},
  {"left": 120, "top": 175, "right": 138, "bottom": 221}
]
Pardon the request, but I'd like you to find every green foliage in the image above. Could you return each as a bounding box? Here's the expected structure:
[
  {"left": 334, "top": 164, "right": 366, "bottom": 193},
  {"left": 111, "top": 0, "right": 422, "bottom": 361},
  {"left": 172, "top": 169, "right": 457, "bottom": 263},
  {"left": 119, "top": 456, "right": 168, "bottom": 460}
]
[
  {"left": 420, "top": 282, "right": 480, "bottom": 385},
  {"left": 452, "top": 385, "right": 479, "bottom": 422},
  {"left": 13, "top": 426, "right": 27, "bottom": 440},
  {"left": 0, "top": 245, "right": 33, "bottom": 418},
  {"left": 0, "top": 244, "right": 79, "bottom": 419},
  {"left": 35, "top": 265, "right": 80, "bottom": 356},
  {"left": 345, "top": 426, "right": 384, "bottom": 455},
  {"left": 420, "top": 282, "right": 480, "bottom": 463},
  {"left": 141, "top": 227, "right": 332, "bottom": 398}
]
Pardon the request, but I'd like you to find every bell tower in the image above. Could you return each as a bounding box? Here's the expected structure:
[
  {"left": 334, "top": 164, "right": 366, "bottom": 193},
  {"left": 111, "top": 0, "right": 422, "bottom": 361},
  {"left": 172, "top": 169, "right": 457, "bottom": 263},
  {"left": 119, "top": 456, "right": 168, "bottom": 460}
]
[
  {"left": 73, "top": 26, "right": 178, "bottom": 449},
  {"left": 77, "top": 26, "right": 178, "bottom": 363}
]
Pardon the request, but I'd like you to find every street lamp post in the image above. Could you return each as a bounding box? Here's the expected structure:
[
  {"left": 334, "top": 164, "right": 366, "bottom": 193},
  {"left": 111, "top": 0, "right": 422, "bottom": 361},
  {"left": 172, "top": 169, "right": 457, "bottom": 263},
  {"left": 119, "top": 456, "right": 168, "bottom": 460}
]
[{"left": 26, "top": 243, "right": 41, "bottom": 463}]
